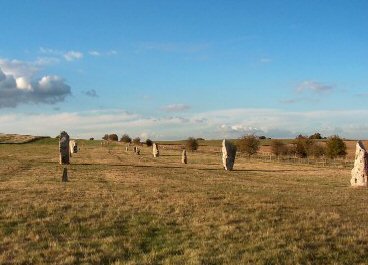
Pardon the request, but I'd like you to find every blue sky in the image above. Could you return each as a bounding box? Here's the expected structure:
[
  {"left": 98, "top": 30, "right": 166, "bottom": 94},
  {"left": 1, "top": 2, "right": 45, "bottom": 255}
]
[{"left": 0, "top": 0, "right": 367, "bottom": 139}]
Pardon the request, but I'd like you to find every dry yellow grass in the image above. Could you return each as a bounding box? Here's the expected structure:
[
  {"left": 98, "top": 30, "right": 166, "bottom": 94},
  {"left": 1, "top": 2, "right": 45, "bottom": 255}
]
[{"left": 1, "top": 138, "right": 368, "bottom": 264}]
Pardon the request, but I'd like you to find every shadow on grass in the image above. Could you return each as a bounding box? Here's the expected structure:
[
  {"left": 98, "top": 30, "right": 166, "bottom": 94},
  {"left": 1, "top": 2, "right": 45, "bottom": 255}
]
[{"left": 38, "top": 161, "right": 317, "bottom": 173}]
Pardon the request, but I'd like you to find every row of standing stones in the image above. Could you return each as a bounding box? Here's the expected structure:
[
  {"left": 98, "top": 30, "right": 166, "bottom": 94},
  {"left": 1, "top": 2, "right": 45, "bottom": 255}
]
[{"left": 59, "top": 131, "right": 368, "bottom": 186}]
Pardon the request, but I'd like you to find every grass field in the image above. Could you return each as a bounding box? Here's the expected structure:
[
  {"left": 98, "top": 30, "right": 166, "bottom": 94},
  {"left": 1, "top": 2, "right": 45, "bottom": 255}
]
[{"left": 1, "top": 138, "right": 368, "bottom": 264}]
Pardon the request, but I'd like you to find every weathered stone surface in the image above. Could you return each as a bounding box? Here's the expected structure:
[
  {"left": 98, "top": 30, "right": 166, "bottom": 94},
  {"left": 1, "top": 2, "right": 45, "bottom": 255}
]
[
  {"left": 133, "top": 146, "right": 137, "bottom": 153},
  {"left": 351, "top": 141, "right": 368, "bottom": 187},
  {"left": 136, "top": 148, "right": 140, "bottom": 155},
  {"left": 69, "top": 140, "right": 78, "bottom": 156},
  {"left": 59, "top": 131, "right": 70, "bottom": 165},
  {"left": 62, "top": 167, "right": 68, "bottom": 182},
  {"left": 182, "top": 149, "right": 187, "bottom": 164},
  {"left": 125, "top": 146, "right": 129, "bottom": 151},
  {"left": 153, "top": 143, "right": 159, "bottom": 157},
  {"left": 222, "top": 139, "right": 237, "bottom": 171}
]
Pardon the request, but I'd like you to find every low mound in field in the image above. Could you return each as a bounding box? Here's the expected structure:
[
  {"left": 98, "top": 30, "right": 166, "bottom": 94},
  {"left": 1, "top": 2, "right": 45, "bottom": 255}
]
[{"left": 0, "top": 133, "right": 49, "bottom": 144}]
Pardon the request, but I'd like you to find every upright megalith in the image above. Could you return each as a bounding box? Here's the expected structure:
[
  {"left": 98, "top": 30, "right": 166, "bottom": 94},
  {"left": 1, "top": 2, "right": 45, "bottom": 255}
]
[
  {"left": 153, "top": 143, "right": 159, "bottom": 157},
  {"left": 59, "top": 131, "right": 70, "bottom": 165},
  {"left": 125, "top": 146, "right": 129, "bottom": 152},
  {"left": 62, "top": 168, "right": 68, "bottom": 182},
  {"left": 182, "top": 149, "right": 187, "bottom": 164},
  {"left": 222, "top": 139, "right": 237, "bottom": 171},
  {"left": 69, "top": 140, "right": 78, "bottom": 156},
  {"left": 351, "top": 141, "right": 368, "bottom": 187}
]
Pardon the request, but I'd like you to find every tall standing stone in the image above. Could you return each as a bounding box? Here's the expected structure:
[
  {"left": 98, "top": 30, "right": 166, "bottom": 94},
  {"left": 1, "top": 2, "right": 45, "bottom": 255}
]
[
  {"left": 182, "top": 149, "right": 187, "bottom": 164},
  {"left": 222, "top": 139, "right": 237, "bottom": 171},
  {"left": 153, "top": 143, "right": 159, "bottom": 157},
  {"left": 59, "top": 131, "right": 70, "bottom": 165},
  {"left": 69, "top": 140, "right": 78, "bottom": 156},
  {"left": 351, "top": 141, "right": 368, "bottom": 187}
]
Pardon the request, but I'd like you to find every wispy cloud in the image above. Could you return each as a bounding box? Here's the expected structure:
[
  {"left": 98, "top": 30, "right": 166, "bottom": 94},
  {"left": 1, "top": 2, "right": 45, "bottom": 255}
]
[
  {"left": 89, "top": 50, "right": 118, "bottom": 56},
  {"left": 259, "top": 57, "right": 272, "bottom": 64},
  {"left": 64, "top": 51, "right": 83, "bottom": 61},
  {"left": 355, "top": 92, "right": 368, "bottom": 97},
  {"left": 296, "top": 80, "right": 334, "bottom": 93},
  {"left": 83, "top": 89, "right": 98, "bottom": 97},
  {"left": 279, "top": 97, "right": 319, "bottom": 105},
  {"left": 137, "top": 41, "right": 209, "bottom": 53},
  {"left": 161, "top": 104, "right": 191, "bottom": 112},
  {"left": 89, "top": 51, "right": 101, "bottom": 56}
]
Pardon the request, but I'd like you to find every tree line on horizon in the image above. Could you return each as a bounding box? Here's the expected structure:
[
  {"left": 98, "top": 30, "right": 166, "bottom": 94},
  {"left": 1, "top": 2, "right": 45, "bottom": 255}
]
[{"left": 100, "top": 132, "right": 347, "bottom": 159}]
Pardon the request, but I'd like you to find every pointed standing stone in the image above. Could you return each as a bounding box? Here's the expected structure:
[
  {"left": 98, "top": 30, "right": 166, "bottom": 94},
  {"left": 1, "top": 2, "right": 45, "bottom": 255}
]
[
  {"left": 351, "top": 141, "right": 368, "bottom": 187},
  {"left": 222, "top": 139, "right": 237, "bottom": 171},
  {"left": 62, "top": 167, "right": 68, "bottom": 182},
  {"left": 59, "top": 131, "right": 70, "bottom": 165},
  {"left": 153, "top": 143, "right": 159, "bottom": 157},
  {"left": 182, "top": 149, "right": 187, "bottom": 164}
]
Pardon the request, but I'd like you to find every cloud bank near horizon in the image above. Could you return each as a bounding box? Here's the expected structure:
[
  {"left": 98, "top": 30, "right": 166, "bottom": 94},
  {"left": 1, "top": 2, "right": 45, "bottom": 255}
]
[{"left": 1, "top": 108, "right": 367, "bottom": 140}]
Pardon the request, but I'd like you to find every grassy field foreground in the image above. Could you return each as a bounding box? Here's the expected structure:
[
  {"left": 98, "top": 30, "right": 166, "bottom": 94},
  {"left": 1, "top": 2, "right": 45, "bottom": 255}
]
[{"left": 1, "top": 139, "right": 368, "bottom": 264}]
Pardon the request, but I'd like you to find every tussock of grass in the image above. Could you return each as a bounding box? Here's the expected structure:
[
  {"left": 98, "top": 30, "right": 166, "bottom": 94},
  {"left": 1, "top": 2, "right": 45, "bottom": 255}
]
[{"left": 1, "top": 140, "right": 368, "bottom": 264}]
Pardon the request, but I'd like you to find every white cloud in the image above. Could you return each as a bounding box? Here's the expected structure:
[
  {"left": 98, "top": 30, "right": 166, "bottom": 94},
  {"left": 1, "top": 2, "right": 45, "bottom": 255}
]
[
  {"left": 15, "top": 77, "right": 32, "bottom": 90},
  {"left": 0, "top": 59, "right": 38, "bottom": 78},
  {"left": 64, "top": 51, "right": 83, "bottom": 61},
  {"left": 2, "top": 108, "right": 368, "bottom": 140},
  {"left": 161, "top": 104, "right": 191, "bottom": 112},
  {"left": 0, "top": 59, "right": 71, "bottom": 108}
]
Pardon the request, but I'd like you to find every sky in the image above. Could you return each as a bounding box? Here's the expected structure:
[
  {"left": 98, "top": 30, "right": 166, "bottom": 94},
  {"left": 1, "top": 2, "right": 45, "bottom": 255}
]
[{"left": 0, "top": 0, "right": 367, "bottom": 140}]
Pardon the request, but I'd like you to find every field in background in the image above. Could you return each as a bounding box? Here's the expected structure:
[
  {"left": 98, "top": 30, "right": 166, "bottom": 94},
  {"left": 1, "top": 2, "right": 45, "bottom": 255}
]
[{"left": 1, "top": 137, "right": 368, "bottom": 264}]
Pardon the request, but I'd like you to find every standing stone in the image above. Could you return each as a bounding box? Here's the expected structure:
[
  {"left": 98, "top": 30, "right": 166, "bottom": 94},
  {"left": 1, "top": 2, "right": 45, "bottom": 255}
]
[
  {"left": 351, "top": 141, "right": 368, "bottom": 187},
  {"left": 222, "top": 139, "right": 237, "bottom": 171},
  {"left": 136, "top": 148, "right": 140, "bottom": 155},
  {"left": 59, "top": 131, "right": 70, "bottom": 165},
  {"left": 69, "top": 140, "right": 78, "bottom": 156},
  {"left": 125, "top": 146, "right": 129, "bottom": 152},
  {"left": 133, "top": 146, "right": 137, "bottom": 153},
  {"left": 62, "top": 167, "right": 68, "bottom": 182},
  {"left": 182, "top": 149, "right": 187, "bottom": 164},
  {"left": 153, "top": 143, "right": 159, "bottom": 157}
]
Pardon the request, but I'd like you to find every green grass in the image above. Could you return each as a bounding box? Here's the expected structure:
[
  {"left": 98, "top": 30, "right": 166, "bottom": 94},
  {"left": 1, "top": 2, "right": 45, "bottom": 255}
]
[{"left": 1, "top": 140, "right": 368, "bottom": 264}]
